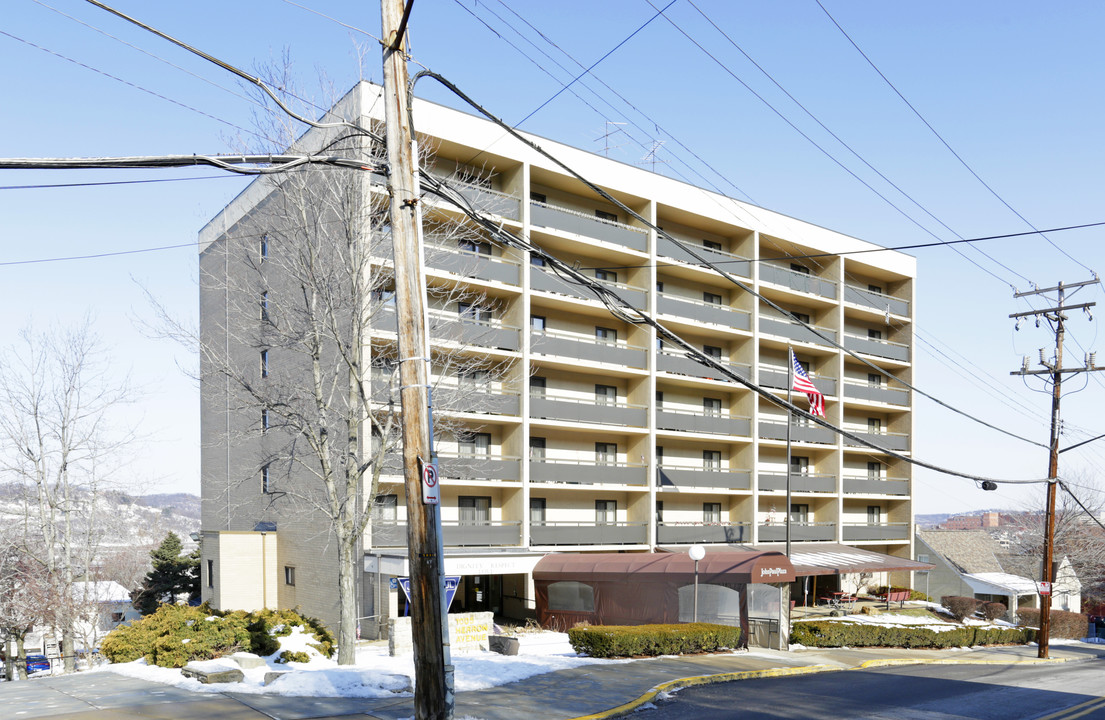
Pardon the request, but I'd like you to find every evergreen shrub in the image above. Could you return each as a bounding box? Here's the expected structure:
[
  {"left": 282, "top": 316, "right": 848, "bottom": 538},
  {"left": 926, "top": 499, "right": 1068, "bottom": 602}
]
[
  {"left": 790, "top": 620, "right": 1034, "bottom": 648},
  {"left": 1016, "top": 608, "right": 1091, "bottom": 638},
  {"left": 568, "top": 623, "right": 741, "bottom": 658}
]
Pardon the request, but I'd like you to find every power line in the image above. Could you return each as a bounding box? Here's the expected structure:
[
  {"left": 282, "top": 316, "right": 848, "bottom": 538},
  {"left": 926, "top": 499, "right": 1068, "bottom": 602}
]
[
  {"left": 0, "top": 242, "right": 195, "bottom": 267},
  {"left": 0, "top": 175, "right": 239, "bottom": 191}
]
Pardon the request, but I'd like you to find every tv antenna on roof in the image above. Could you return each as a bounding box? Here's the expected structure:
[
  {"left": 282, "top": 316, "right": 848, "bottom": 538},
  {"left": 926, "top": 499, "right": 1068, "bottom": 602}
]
[
  {"left": 595, "top": 121, "right": 627, "bottom": 157},
  {"left": 640, "top": 140, "right": 666, "bottom": 172}
]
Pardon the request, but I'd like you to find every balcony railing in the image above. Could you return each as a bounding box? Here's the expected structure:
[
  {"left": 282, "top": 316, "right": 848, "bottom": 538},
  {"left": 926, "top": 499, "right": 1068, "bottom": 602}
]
[
  {"left": 842, "top": 522, "right": 910, "bottom": 542},
  {"left": 843, "top": 333, "right": 910, "bottom": 362},
  {"left": 530, "top": 395, "right": 647, "bottom": 427},
  {"left": 376, "top": 305, "right": 522, "bottom": 351},
  {"left": 657, "top": 467, "right": 751, "bottom": 491},
  {"left": 758, "top": 315, "right": 838, "bottom": 346},
  {"left": 371, "top": 520, "right": 521, "bottom": 548},
  {"left": 657, "top": 350, "right": 751, "bottom": 382},
  {"left": 842, "top": 477, "right": 910, "bottom": 495},
  {"left": 758, "top": 365, "right": 837, "bottom": 397},
  {"left": 843, "top": 431, "right": 910, "bottom": 452},
  {"left": 531, "top": 330, "right": 647, "bottom": 369},
  {"left": 758, "top": 420, "right": 835, "bottom": 445},
  {"left": 435, "top": 453, "right": 522, "bottom": 482},
  {"left": 530, "top": 201, "right": 647, "bottom": 252},
  {"left": 656, "top": 236, "right": 751, "bottom": 278},
  {"left": 758, "top": 472, "right": 836, "bottom": 493},
  {"left": 438, "top": 179, "right": 521, "bottom": 221},
  {"left": 434, "top": 386, "right": 521, "bottom": 416},
  {"left": 657, "top": 522, "right": 752, "bottom": 545},
  {"left": 758, "top": 521, "right": 836, "bottom": 542},
  {"left": 530, "top": 521, "right": 648, "bottom": 546},
  {"left": 655, "top": 408, "right": 751, "bottom": 436},
  {"left": 844, "top": 284, "right": 909, "bottom": 317},
  {"left": 530, "top": 267, "right": 646, "bottom": 309},
  {"left": 530, "top": 459, "right": 649, "bottom": 486},
  {"left": 842, "top": 381, "right": 909, "bottom": 407},
  {"left": 657, "top": 293, "right": 751, "bottom": 331},
  {"left": 759, "top": 264, "right": 837, "bottom": 300},
  {"left": 425, "top": 241, "right": 521, "bottom": 286}
]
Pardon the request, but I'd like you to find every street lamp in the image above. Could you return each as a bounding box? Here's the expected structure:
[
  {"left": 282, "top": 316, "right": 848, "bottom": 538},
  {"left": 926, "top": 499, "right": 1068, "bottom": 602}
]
[{"left": 688, "top": 545, "right": 706, "bottom": 623}]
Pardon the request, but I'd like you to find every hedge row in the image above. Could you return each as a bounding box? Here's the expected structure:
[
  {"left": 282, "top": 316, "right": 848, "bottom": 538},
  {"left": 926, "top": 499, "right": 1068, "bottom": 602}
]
[
  {"left": 790, "top": 620, "right": 1035, "bottom": 649},
  {"left": 1016, "top": 609, "right": 1090, "bottom": 639},
  {"left": 101, "top": 604, "right": 334, "bottom": 668},
  {"left": 568, "top": 623, "right": 741, "bottom": 658}
]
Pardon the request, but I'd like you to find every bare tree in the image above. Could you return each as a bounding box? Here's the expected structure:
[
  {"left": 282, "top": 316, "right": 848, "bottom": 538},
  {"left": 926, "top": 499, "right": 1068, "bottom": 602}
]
[{"left": 0, "top": 323, "right": 132, "bottom": 672}]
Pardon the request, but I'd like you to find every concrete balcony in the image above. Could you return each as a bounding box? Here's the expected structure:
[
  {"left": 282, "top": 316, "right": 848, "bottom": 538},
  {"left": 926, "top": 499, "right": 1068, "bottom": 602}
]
[
  {"left": 530, "top": 395, "right": 647, "bottom": 427},
  {"left": 530, "top": 201, "right": 647, "bottom": 252},
  {"left": 445, "top": 180, "right": 521, "bottom": 221},
  {"left": 758, "top": 522, "right": 836, "bottom": 542},
  {"left": 531, "top": 330, "right": 647, "bottom": 369},
  {"left": 844, "top": 284, "right": 910, "bottom": 317},
  {"left": 843, "top": 333, "right": 910, "bottom": 362},
  {"left": 843, "top": 431, "right": 910, "bottom": 452},
  {"left": 371, "top": 520, "right": 522, "bottom": 548},
  {"left": 655, "top": 409, "right": 751, "bottom": 436},
  {"left": 656, "top": 236, "right": 751, "bottom": 278},
  {"left": 657, "top": 467, "right": 751, "bottom": 491},
  {"left": 426, "top": 242, "right": 521, "bottom": 286},
  {"left": 759, "top": 264, "right": 837, "bottom": 300},
  {"left": 657, "top": 350, "right": 751, "bottom": 382},
  {"left": 434, "top": 387, "right": 520, "bottom": 416},
  {"left": 842, "top": 477, "right": 910, "bottom": 496},
  {"left": 758, "top": 472, "right": 836, "bottom": 493},
  {"left": 758, "top": 365, "right": 837, "bottom": 397},
  {"left": 842, "top": 381, "right": 909, "bottom": 407},
  {"left": 758, "top": 315, "right": 838, "bottom": 346},
  {"left": 842, "top": 522, "right": 910, "bottom": 542},
  {"left": 435, "top": 453, "right": 522, "bottom": 482},
  {"left": 530, "top": 459, "right": 648, "bottom": 486},
  {"left": 657, "top": 293, "right": 751, "bottom": 331},
  {"left": 530, "top": 267, "right": 646, "bottom": 309},
  {"left": 758, "top": 420, "right": 835, "bottom": 445},
  {"left": 657, "top": 522, "right": 752, "bottom": 545},
  {"left": 530, "top": 521, "right": 648, "bottom": 546},
  {"left": 376, "top": 306, "right": 521, "bottom": 351}
]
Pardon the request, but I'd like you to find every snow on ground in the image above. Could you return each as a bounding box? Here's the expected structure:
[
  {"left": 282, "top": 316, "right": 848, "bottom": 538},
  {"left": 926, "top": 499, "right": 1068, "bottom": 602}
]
[{"left": 103, "top": 627, "right": 627, "bottom": 698}]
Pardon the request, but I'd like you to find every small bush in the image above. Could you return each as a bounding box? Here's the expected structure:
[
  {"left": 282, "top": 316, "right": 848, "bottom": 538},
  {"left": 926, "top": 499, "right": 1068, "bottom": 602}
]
[
  {"left": 941, "top": 596, "right": 981, "bottom": 622},
  {"left": 909, "top": 590, "right": 932, "bottom": 602},
  {"left": 1016, "top": 608, "right": 1091, "bottom": 638},
  {"left": 791, "top": 620, "right": 1034, "bottom": 649},
  {"left": 276, "top": 650, "right": 311, "bottom": 664},
  {"left": 980, "top": 602, "right": 1008, "bottom": 621},
  {"left": 568, "top": 623, "right": 741, "bottom": 658}
]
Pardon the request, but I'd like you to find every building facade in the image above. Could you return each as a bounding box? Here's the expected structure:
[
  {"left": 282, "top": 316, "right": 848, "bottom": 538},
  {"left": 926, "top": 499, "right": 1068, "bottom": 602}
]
[{"left": 198, "top": 82, "right": 917, "bottom": 637}]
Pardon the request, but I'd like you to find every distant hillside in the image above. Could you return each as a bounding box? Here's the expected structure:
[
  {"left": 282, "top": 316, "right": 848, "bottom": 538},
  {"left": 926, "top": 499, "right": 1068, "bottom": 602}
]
[
  {"left": 137, "top": 493, "right": 201, "bottom": 520},
  {"left": 914, "top": 513, "right": 949, "bottom": 529}
]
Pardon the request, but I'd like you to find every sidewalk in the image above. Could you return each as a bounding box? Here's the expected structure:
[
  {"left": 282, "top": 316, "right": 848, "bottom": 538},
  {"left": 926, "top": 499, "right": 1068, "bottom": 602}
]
[{"left": 4, "top": 643, "right": 1102, "bottom": 720}]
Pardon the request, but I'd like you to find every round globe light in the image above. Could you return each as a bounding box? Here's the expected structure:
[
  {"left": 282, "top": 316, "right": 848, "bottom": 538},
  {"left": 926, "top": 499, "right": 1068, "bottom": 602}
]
[{"left": 688, "top": 544, "right": 706, "bottom": 562}]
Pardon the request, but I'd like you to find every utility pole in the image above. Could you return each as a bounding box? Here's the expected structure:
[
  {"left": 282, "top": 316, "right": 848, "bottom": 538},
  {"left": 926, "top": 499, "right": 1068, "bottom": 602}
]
[
  {"left": 1010, "top": 277, "right": 1102, "bottom": 659},
  {"left": 381, "top": 1, "right": 453, "bottom": 718}
]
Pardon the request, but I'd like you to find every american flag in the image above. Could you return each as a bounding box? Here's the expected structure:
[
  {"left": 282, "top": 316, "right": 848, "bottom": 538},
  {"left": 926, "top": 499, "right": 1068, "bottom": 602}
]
[{"left": 791, "top": 350, "right": 825, "bottom": 417}]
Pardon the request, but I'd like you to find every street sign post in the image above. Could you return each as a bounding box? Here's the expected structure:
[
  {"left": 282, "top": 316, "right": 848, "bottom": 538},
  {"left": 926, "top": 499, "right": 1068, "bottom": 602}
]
[
  {"left": 1038, "top": 581, "right": 1052, "bottom": 596},
  {"left": 420, "top": 459, "right": 439, "bottom": 505}
]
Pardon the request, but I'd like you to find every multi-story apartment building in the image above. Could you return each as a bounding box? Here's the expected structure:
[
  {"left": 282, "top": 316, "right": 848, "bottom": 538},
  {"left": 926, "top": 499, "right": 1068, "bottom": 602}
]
[{"left": 198, "top": 82, "right": 917, "bottom": 638}]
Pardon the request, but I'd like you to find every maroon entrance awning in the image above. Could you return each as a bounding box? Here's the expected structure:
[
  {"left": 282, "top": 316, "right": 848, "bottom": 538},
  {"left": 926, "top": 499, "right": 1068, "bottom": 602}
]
[{"left": 534, "top": 550, "right": 795, "bottom": 584}]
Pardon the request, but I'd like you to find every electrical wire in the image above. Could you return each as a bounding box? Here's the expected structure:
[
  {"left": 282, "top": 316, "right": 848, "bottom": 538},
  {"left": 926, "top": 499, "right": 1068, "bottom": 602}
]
[
  {"left": 0, "top": 175, "right": 238, "bottom": 191},
  {"left": 0, "top": 242, "right": 195, "bottom": 267},
  {"left": 0, "top": 153, "right": 380, "bottom": 174}
]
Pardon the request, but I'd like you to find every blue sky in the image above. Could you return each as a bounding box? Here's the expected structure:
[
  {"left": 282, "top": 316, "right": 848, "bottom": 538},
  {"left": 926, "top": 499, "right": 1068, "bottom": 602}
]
[{"left": 2, "top": 1, "right": 1102, "bottom": 515}]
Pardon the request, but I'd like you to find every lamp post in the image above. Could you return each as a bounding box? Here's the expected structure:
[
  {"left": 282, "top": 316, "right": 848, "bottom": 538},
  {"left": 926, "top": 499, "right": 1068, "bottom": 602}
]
[{"left": 688, "top": 545, "right": 706, "bottom": 623}]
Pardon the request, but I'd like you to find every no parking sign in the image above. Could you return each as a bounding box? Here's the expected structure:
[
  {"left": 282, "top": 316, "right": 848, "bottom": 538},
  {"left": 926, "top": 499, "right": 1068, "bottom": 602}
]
[{"left": 421, "top": 458, "right": 439, "bottom": 505}]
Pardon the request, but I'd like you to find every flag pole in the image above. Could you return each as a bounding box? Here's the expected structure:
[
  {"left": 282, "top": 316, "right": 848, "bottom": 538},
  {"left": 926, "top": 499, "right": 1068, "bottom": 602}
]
[{"left": 786, "top": 346, "right": 793, "bottom": 559}]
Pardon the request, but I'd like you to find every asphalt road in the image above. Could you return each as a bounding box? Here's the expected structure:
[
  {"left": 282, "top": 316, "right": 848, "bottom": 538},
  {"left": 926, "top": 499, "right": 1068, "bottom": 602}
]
[{"left": 633, "top": 659, "right": 1105, "bottom": 720}]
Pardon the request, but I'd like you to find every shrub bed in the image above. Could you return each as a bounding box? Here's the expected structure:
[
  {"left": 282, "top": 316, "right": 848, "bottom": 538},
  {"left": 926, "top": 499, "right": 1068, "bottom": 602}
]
[
  {"left": 941, "top": 596, "right": 981, "bottom": 622},
  {"left": 790, "top": 620, "right": 1035, "bottom": 649},
  {"left": 101, "top": 604, "right": 334, "bottom": 668},
  {"left": 568, "top": 623, "right": 741, "bottom": 658},
  {"left": 1016, "top": 609, "right": 1090, "bottom": 639}
]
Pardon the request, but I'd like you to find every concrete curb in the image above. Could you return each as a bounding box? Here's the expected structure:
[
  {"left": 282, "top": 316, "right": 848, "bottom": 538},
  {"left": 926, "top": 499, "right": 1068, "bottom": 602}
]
[{"left": 569, "top": 655, "right": 1075, "bottom": 719}]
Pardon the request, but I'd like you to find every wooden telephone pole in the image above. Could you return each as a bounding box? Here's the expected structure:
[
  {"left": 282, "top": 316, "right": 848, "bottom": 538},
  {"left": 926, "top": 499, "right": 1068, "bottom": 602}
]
[
  {"left": 382, "top": 1, "right": 453, "bottom": 717},
  {"left": 1010, "top": 277, "right": 1102, "bottom": 659}
]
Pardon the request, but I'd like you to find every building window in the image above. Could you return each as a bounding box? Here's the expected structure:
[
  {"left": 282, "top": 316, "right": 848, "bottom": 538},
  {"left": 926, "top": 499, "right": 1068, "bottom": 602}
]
[
  {"left": 703, "top": 397, "right": 721, "bottom": 416},
  {"left": 529, "top": 436, "right": 546, "bottom": 461},
  {"left": 703, "top": 450, "right": 721, "bottom": 471},
  {"left": 595, "top": 326, "right": 618, "bottom": 344},
  {"left": 791, "top": 456, "right": 809, "bottom": 475},
  {"left": 868, "top": 284, "right": 883, "bottom": 294},
  {"left": 867, "top": 506, "right": 882, "bottom": 524},
  {"left": 530, "top": 253, "right": 546, "bottom": 267},
  {"left": 595, "top": 209, "right": 618, "bottom": 223},
  {"left": 790, "top": 263, "right": 810, "bottom": 275},
  {"left": 262, "top": 464, "right": 273, "bottom": 494},
  {"left": 261, "top": 408, "right": 270, "bottom": 433},
  {"left": 595, "top": 269, "right": 618, "bottom": 283},
  {"left": 703, "top": 240, "right": 723, "bottom": 251},
  {"left": 595, "top": 384, "right": 617, "bottom": 405},
  {"left": 530, "top": 376, "right": 547, "bottom": 398},
  {"left": 595, "top": 442, "right": 617, "bottom": 465},
  {"left": 260, "top": 349, "right": 269, "bottom": 378},
  {"left": 460, "top": 432, "right": 491, "bottom": 457},
  {"left": 656, "top": 281, "right": 665, "bottom": 293},
  {"left": 370, "top": 289, "right": 396, "bottom": 305},
  {"left": 867, "top": 461, "right": 882, "bottom": 481},
  {"left": 531, "top": 315, "right": 547, "bottom": 333},
  {"left": 530, "top": 497, "right": 546, "bottom": 524},
  {"left": 703, "top": 345, "right": 722, "bottom": 360},
  {"left": 530, "top": 191, "right": 547, "bottom": 204},
  {"left": 703, "top": 502, "right": 722, "bottom": 523},
  {"left": 703, "top": 291, "right": 722, "bottom": 305},
  {"left": 459, "top": 496, "right": 491, "bottom": 525},
  {"left": 459, "top": 238, "right": 492, "bottom": 255},
  {"left": 111, "top": 612, "right": 124, "bottom": 623},
  {"left": 868, "top": 328, "right": 883, "bottom": 340},
  {"left": 284, "top": 566, "right": 296, "bottom": 586},
  {"left": 259, "top": 235, "right": 268, "bottom": 263},
  {"left": 260, "top": 291, "right": 269, "bottom": 321},
  {"left": 917, "top": 553, "right": 929, "bottom": 564},
  {"left": 656, "top": 500, "right": 664, "bottom": 523},
  {"left": 791, "top": 311, "right": 811, "bottom": 325},
  {"left": 868, "top": 373, "right": 882, "bottom": 388},
  {"left": 458, "top": 302, "right": 491, "bottom": 324},
  {"left": 655, "top": 445, "right": 664, "bottom": 465},
  {"left": 790, "top": 503, "right": 809, "bottom": 524},
  {"left": 207, "top": 559, "right": 214, "bottom": 588},
  {"left": 868, "top": 417, "right": 882, "bottom": 434},
  {"left": 374, "top": 494, "right": 398, "bottom": 521},
  {"left": 595, "top": 499, "right": 617, "bottom": 524},
  {"left": 459, "top": 368, "right": 490, "bottom": 393},
  {"left": 656, "top": 390, "right": 664, "bottom": 407}
]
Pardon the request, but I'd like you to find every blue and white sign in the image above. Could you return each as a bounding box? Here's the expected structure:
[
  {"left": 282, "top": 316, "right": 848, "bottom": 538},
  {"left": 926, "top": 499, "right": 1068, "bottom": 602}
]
[{"left": 393, "top": 575, "right": 461, "bottom": 610}]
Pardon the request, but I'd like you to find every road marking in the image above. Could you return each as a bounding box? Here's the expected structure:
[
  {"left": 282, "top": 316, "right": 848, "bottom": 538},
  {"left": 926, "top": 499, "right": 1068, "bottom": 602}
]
[{"left": 1036, "top": 696, "right": 1105, "bottom": 720}]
